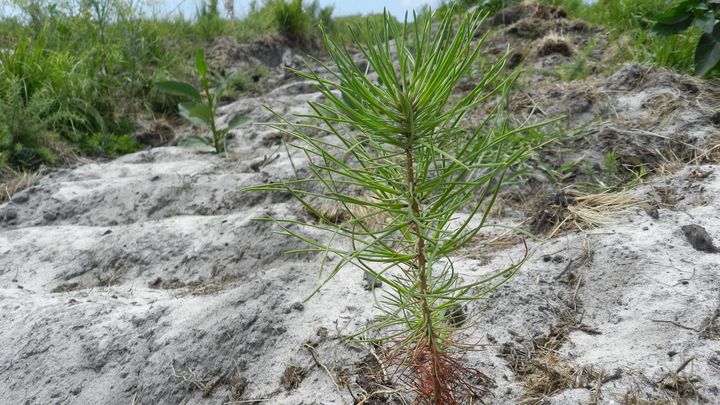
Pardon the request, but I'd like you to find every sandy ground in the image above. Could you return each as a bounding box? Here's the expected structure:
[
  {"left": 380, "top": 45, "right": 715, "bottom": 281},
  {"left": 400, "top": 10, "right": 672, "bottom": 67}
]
[{"left": 2, "top": 4, "right": 720, "bottom": 404}]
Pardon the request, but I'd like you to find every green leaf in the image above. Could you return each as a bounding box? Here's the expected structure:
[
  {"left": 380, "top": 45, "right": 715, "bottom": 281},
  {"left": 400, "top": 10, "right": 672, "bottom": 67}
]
[
  {"left": 714, "top": 21, "right": 720, "bottom": 42},
  {"left": 178, "top": 102, "right": 211, "bottom": 127},
  {"left": 653, "top": 17, "right": 693, "bottom": 35},
  {"left": 195, "top": 49, "right": 208, "bottom": 77},
  {"left": 226, "top": 114, "right": 250, "bottom": 130},
  {"left": 188, "top": 103, "right": 214, "bottom": 123},
  {"left": 178, "top": 135, "right": 211, "bottom": 147},
  {"left": 695, "top": 31, "right": 720, "bottom": 76},
  {"left": 655, "top": 4, "right": 693, "bottom": 25},
  {"left": 694, "top": 12, "right": 716, "bottom": 34},
  {"left": 154, "top": 81, "right": 201, "bottom": 101}
]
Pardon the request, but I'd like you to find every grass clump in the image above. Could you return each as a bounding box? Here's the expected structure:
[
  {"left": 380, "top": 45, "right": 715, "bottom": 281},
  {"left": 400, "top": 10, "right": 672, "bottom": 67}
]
[
  {"left": 247, "top": 9, "right": 550, "bottom": 403},
  {"left": 267, "top": 0, "right": 334, "bottom": 48}
]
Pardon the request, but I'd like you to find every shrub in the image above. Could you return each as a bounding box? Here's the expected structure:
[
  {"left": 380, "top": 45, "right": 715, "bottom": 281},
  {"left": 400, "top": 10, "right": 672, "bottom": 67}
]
[
  {"left": 652, "top": 0, "right": 720, "bottom": 76},
  {"left": 247, "top": 9, "right": 549, "bottom": 403}
]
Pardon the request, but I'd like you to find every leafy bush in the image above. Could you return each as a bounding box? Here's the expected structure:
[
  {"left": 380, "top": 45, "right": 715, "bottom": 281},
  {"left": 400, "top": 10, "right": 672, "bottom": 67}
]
[
  {"left": 156, "top": 49, "right": 249, "bottom": 154},
  {"left": 247, "top": 9, "right": 548, "bottom": 402},
  {"left": 652, "top": 0, "right": 720, "bottom": 76}
]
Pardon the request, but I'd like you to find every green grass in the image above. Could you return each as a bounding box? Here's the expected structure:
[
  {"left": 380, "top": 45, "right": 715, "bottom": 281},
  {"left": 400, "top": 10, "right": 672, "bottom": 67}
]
[
  {"left": 542, "top": 0, "right": 700, "bottom": 75},
  {"left": 1, "top": 0, "right": 706, "bottom": 174},
  {"left": 0, "top": 0, "right": 351, "bottom": 173}
]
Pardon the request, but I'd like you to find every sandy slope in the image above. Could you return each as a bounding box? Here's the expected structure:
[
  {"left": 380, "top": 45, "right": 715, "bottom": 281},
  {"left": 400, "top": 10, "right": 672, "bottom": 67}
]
[{"left": 2, "top": 5, "right": 720, "bottom": 404}]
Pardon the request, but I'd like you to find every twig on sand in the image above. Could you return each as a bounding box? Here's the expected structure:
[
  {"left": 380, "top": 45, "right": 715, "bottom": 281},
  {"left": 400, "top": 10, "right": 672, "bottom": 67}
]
[
  {"left": 302, "top": 342, "right": 342, "bottom": 393},
  {"left": 170, "top": 361, "right": 218, "bottom": 395},
  {"left": 224, "top": 399, "right": 272, "bottom": 404},
  {"left": 650, "top": 319, "right": 700, "bottom": 332},
  {"left": 675, "top": 357, "right": 696, "bottom": 374}
]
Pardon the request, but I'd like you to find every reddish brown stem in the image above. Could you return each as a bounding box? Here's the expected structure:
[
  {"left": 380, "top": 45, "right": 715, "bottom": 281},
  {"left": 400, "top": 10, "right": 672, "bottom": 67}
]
[{"left": 405, "top": 146, "right": 444, "bottom": 403}]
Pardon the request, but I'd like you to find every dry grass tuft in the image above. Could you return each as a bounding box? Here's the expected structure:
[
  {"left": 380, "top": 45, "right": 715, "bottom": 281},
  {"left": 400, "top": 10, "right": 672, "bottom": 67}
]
[
  {"left": 529, "top": 188, "right": 642, "bottom": 237},
  {"left": 461, "top": 228, "right": 527, "bottom": 263},
  {"left": 536, "top": 33, "right": 575, "bottom": 58},
  {"left": 564, "top": 189, "right": 641, "bottom": 230},
  {"left": 0, "top": 169, "right": 42, "bottom": 203},
  {"left": 690, "top": 138, "right": 720, "bottom": 165}
]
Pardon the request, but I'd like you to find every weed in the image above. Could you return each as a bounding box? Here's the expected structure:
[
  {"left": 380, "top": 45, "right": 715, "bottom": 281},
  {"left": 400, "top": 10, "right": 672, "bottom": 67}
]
[
  {"left": 155, "top": 49, "right": 249, "bottom": 154},
  {"left": 440, "top": 0, "right": 520, "bottom": 15},
  {"left": 247, "top": 9, "right": 551, "bottom": 403},
  {"left": 578, "top": 149, "right": 648, "bottom": 192}
]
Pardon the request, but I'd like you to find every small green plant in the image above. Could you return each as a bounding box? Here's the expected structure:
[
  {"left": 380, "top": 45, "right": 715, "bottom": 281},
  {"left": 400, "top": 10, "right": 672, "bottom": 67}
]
[
  {"left": 247, "top": 9, "right": 549, "bottom": 403},
  {"left": 155, "top": 49, "right": 249, "bottom": 154},
  {"left": 652, "top": 0, "right": 720, "bottom": 76}
]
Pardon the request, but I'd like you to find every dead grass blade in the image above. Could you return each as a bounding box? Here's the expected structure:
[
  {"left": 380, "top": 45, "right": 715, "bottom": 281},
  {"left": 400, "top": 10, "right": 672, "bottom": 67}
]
[{"left": 0, "top": 169, "right": 42, "bottom": 203}]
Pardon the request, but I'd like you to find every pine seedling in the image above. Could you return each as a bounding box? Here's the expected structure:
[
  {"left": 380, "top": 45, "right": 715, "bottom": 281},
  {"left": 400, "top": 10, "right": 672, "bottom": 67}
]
[
  {"left": 155, "top": 49, "right": 249, "bottom": 154},
  {"left": 247, "top": 9, "right": 547, "bottom": 403}
]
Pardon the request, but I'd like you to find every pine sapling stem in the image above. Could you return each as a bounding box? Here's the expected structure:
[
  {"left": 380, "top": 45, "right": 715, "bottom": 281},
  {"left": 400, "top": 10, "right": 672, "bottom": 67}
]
[{"left": 405, "top": 145, "right": 443, "bottom": 403}]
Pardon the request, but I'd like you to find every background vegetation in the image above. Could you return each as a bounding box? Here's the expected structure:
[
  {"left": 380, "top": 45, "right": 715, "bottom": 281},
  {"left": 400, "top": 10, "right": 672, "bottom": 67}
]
[
  {"left": 0, "top": 0, "right": 351, "bottom": 172},
  {"left": 0, "top": 0, "right": 714, "bottom": 175}
]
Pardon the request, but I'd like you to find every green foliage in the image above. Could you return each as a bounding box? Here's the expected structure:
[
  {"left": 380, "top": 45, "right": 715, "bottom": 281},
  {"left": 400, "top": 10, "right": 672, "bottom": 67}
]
[
  {"left": 581, "top": 149, "right": 648, "bottom": 191},
  {"left": 543, "top": 0, "right": 701, "bottom": 75},
  {"left": 81, "top": 133, "right": 142, "bottom": 157},
  {"left": 0, "top": 74, "right": 66, "bottom": 169},
  {"left": 246, "top": 9, "right": 550, "bottom": 402},
  {"left": 0, "top": 0, "right": 456, "bottom": 173},
  {"left": 267, "top": 0, "right": 334, "bottom": 47},
  {"left": 225, "top": 64, "right": 268, "bottom": 96},
  {"left": 440, "top": 0, "right": 519, "bottom": 14},
  {"left": 196, "top": 0, "right": 225, "bottom": 41},
  {"left": 652, "top": 0, "right": 720, "bottom": 76},
  {"left": 0, "top": 0, "right": 191, "bottom": 170},
  {"left": 155, "top": 49, "right": 250, "bottom": 154}
]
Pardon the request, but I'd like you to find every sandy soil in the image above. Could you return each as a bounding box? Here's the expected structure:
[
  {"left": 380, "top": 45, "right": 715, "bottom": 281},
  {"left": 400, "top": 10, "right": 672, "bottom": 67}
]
[{"left": 1, "top": 4, "right": 719, "bottom": 404}]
